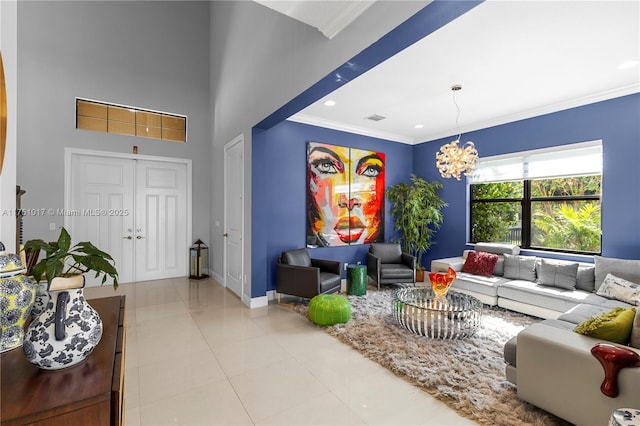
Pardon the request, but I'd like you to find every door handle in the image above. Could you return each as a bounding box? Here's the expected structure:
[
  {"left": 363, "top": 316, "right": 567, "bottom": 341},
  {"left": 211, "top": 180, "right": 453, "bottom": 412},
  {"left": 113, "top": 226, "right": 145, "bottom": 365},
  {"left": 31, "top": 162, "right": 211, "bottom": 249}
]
[
  {"left": 223, "top": 233, "right": 229, "bottom": 237},
  {"left": 123, "top": 236, "right": 132, "bottom": 240},
  {"left": 136, "top": 235, "right": 144, "bottom": 239}
]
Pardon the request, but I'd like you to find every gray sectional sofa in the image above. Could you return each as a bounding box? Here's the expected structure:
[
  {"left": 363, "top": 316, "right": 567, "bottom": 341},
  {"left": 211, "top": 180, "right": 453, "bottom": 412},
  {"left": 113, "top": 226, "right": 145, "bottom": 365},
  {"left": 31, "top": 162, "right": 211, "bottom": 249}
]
[{"left": 431, "top": 244, "right": 640, "bottom": 426}]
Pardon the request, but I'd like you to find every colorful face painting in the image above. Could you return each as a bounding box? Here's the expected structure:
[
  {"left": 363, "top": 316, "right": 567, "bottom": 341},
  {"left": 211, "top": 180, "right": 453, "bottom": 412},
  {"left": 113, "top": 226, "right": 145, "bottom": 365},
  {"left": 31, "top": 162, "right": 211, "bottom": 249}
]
[{"left": 307, "top": 142, "right": 385, "bottom": 247}]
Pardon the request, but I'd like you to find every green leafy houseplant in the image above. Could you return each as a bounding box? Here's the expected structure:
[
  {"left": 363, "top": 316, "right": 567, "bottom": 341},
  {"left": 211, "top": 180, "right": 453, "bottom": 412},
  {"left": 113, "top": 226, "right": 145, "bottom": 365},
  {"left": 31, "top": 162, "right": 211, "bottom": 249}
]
[
  {"left": 386, "top": 174, "right": 447, "bottom": 272},
  {"left": 24, "top": 227, "right": 119, "bottom": 289}
]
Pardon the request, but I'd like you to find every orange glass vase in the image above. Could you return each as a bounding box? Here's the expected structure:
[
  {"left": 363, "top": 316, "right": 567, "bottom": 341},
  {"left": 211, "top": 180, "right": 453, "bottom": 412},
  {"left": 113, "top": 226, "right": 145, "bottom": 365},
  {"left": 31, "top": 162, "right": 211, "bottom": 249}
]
[{"left": 428, "top": 267, "right": 457, "bottom": 303}]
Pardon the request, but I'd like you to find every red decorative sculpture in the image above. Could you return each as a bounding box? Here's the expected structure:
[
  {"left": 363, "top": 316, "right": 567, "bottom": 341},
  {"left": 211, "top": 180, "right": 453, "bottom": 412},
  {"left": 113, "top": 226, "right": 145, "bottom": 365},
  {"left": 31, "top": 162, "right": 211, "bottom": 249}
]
[
  {"left": 591, "top": 343, "right": 640, "bottom": 398},
  {"left": 429, "top": 267, "right": 457, "bottom": 303}
]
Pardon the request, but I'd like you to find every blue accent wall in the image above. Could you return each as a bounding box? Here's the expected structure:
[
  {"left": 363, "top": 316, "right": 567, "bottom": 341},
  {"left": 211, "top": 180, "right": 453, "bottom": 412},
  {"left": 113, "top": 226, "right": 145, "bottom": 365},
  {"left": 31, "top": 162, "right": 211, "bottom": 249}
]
[
  {"left": 252, "top": 121, "right": 413, "bottom": 297},
  {"left": 414, "top": 93, "right": 640, "bottom": 267},
  {"left": 250, "top": 0, "right": 638, "bottom": 299},
  {"left": 253, "top": 93, "right": 640, "bottom": 298}
]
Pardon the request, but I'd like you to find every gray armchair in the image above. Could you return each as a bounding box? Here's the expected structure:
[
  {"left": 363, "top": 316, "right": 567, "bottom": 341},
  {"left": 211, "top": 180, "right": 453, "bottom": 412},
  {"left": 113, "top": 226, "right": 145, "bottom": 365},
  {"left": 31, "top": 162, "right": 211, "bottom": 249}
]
[
  {"left": 276, "top": 248, "right": 341, "bottom": 302},
  {"left": 367, "top": 243, "right": 416, "bottom": 290}
]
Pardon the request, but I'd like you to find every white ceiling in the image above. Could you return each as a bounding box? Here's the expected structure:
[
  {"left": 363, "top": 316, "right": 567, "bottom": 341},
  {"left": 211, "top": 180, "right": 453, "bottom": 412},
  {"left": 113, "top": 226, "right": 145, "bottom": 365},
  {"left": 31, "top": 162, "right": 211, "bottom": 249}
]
[{"left": 280, "top": 1, "right": 639, "bottom": 144}]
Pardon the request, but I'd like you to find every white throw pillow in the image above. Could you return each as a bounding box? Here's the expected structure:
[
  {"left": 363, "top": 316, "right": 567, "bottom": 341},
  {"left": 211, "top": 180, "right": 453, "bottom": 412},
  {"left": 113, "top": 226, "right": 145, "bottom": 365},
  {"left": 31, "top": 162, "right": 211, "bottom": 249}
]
[{"left": 596, "top": 273, "right": 640, "bottom": 306}]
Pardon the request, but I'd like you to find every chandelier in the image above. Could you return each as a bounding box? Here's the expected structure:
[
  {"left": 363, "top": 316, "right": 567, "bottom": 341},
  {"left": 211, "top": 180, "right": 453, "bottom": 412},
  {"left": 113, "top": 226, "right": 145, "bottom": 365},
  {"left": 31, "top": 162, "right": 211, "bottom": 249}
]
[{"left": 435, "top": 85, "right": 479, "bottom": 180}]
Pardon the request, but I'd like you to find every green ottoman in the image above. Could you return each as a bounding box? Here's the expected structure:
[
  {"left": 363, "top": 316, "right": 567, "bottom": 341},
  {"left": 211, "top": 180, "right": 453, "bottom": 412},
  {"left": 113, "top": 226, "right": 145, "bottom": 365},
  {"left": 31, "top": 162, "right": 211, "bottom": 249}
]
[{"left": 308, "top": 294, "right": 351, "bottom": 326}]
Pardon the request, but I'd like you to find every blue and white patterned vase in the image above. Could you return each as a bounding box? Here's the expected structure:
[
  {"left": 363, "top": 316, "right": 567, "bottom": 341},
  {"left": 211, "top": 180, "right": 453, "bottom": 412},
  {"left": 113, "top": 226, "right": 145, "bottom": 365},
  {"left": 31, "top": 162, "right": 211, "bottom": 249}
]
[
  {"left": 0, "top": 242, "right": 37, "bottom": 353},
  {"left": 23, "top": 275, "right": 103, "bottom": 370},
  {"left": 30, "top": 281, "right": 50, "bottom": 318}
]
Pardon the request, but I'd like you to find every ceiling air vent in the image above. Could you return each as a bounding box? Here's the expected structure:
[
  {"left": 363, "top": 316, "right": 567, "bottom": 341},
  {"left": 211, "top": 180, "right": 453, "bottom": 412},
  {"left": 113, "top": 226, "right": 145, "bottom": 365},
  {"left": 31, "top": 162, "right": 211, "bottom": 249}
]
[{"left": 365, "top": 114, "right": 386, "bottom": 122}]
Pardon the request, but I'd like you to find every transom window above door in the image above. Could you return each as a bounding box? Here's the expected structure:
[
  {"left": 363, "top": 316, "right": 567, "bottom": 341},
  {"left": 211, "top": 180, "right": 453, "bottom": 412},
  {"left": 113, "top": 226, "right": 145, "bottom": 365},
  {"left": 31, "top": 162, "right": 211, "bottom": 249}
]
[{"left": 76, "top": 98, "right": 187, "bottom": 143}]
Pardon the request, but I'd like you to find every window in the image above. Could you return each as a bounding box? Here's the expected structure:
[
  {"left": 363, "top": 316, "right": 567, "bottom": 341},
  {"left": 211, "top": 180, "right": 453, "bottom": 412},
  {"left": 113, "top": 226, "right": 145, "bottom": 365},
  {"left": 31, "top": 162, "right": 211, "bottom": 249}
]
[
  {"left": 469, "top": 141, "right": 602, "bottom": 254},
  {"left": 76, "top": 98, "right": 187, "bottom": 143}
]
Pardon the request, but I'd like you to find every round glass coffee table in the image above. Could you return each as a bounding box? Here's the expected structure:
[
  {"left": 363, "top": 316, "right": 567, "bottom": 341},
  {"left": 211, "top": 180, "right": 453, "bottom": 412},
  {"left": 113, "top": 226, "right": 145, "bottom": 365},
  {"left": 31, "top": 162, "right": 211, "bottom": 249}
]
[{"left": 392, "top": 288, "right": 482, "bottom": 339}]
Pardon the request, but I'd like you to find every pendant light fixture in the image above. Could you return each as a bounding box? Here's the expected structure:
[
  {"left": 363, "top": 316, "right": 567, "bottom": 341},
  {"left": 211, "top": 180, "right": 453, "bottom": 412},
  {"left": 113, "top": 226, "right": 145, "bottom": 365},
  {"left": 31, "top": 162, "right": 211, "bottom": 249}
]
[{"left": 435, "top": 85, "right": 479, "bottom": 180}]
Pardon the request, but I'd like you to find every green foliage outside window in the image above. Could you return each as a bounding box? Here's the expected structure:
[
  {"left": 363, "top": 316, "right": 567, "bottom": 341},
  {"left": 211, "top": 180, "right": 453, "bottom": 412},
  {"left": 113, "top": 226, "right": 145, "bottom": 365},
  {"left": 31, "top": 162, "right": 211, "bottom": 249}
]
[
  {"left": 471, "top": 182, "right": 521, "bottom": 244},
  {"left": 471, "top": 202, "right": 521, "bottom": 244},
  {"left": 470, "top": 175, "right": 601, "bottom": 253},
  {"left": 532, "top": 201, "right": 601, "bottom": 252}
]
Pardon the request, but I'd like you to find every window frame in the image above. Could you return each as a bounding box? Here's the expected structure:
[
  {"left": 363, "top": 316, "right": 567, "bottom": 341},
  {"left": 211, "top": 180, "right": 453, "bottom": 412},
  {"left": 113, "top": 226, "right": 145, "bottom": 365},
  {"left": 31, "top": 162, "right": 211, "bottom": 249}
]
[
  {"left": 75, "top": 97, "right": 187, "bottom": 143},
  {"left": 470, "top": 178, "right": 602, "bottom": 255},
  {"left": 468, "top": 141, "right": 602, "bottom": 255}
]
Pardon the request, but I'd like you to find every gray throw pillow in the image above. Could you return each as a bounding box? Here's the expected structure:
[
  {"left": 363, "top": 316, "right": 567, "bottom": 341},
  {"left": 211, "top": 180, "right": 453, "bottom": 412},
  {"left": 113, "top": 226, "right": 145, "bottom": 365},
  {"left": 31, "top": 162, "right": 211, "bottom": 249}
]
[
  {"left": 575, "top": 264, "right": 596, "bottom": 292},
  {"left": 537, "top": 259, "right": 579, "bottom": 290},
  {"left": 503, "top": 254, "right": 537, "bottom": 282},
  {"left": 594, "top": 256, "right": 640, "bottom": 290}
]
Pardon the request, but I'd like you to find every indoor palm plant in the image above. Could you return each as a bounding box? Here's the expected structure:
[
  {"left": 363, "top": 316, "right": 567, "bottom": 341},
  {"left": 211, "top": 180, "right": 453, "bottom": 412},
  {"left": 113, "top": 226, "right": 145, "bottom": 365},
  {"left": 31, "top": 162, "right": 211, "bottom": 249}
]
[{"left": 386, "top": 174, "right": 447, "bottom": 281}]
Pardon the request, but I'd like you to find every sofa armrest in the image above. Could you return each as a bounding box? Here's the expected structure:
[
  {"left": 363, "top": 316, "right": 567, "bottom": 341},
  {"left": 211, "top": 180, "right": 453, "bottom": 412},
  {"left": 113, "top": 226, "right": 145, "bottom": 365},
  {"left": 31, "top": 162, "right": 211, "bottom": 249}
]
[
  {"left": 367, "top": 252, "right": 380, "bottom": 280},
  {"left": 430, "top": 256, "right": 465, "bottom": 273},
  {"left": 276, "top": 263, "right": 321, "bottom": 297},
  {"left": 401, "top": 253, "right": 416, "bottom": 270},
  {"left": 311, "top": 258, "right": 341, "bottom": 276},
  {"left": 517, "top": 323, "right": 640, "bottom": 426}
]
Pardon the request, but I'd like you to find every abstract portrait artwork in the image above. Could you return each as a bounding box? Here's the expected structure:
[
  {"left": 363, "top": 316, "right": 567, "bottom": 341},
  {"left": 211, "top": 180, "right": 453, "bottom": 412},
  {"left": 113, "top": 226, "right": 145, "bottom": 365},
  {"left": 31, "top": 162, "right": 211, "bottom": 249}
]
[{"left": 307, "top": 142, "right": 385, "bottom": 247}]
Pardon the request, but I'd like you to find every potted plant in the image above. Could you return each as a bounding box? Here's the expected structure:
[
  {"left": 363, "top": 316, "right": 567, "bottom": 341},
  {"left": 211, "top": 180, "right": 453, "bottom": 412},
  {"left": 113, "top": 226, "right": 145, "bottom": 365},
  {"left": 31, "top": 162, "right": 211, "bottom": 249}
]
[
  {"left": 21, "top": 227, "right": 118, "bottom": 370},
  {"left": 386, "top": 174, "right": 447, "bottom": 281},
  {"left": 24, "top": 227, "right": 118, "bottom": 289}
]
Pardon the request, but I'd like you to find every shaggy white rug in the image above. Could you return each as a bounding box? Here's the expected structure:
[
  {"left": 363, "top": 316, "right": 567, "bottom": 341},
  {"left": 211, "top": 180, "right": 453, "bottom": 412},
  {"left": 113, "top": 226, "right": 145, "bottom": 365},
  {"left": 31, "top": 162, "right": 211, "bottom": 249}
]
[{"left": 292, "top": 287, "right": 570, "bottom": 426}]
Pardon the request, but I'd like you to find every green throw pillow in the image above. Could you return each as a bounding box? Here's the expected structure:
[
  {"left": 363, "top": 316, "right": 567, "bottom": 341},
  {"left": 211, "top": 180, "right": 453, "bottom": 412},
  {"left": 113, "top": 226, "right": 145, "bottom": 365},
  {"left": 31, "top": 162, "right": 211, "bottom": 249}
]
[{"left": 574, "top": 307, "right": 636, "bottom": 344}]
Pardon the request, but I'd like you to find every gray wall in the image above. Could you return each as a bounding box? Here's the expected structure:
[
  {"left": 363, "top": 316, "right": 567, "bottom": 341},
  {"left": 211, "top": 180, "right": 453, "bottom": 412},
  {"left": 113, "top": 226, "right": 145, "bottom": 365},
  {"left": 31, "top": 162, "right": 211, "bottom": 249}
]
[
  {"left": 209, "top": 1, "right": 428, "bottom": 299},
  {"left": 0, "top": 1, "right": 18, "bottom": 252},
  {"left": 17, "top": 1, "right": 211, "bottom": 245}
]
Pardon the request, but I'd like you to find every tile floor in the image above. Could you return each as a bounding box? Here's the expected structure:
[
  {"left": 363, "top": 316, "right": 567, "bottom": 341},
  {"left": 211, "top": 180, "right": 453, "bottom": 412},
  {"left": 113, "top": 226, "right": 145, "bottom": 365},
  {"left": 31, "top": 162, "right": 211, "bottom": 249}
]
[{"left": 85, "top": 278, "right": 476, "bottom": 426}]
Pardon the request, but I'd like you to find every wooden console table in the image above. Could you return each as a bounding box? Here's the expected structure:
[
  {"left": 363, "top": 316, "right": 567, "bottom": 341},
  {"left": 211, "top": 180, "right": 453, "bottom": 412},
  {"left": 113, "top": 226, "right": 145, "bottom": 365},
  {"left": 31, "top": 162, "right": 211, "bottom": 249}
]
[{"left": 1, "top": 296, "right": 126, "bottom": 426}]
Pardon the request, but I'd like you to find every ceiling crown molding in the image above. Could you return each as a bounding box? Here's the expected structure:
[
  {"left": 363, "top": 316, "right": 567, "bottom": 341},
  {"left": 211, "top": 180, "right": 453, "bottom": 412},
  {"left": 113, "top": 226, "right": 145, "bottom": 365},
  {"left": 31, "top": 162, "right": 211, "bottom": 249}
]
[
  {"left": 319, "top": 1, "right": 376, "bottom": 39},
  {"left": 253, "top": 1, "right": 376, "bottom": 40},
  {"left": 289, "top": 113, "right": 414, "bottom": 144}
]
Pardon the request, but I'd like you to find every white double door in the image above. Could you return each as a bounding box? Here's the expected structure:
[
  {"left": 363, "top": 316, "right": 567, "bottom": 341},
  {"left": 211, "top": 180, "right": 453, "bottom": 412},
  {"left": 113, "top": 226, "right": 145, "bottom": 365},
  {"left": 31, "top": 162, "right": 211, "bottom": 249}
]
[{"left": 67, "top": 152, "right": 189, "bottom": 284}]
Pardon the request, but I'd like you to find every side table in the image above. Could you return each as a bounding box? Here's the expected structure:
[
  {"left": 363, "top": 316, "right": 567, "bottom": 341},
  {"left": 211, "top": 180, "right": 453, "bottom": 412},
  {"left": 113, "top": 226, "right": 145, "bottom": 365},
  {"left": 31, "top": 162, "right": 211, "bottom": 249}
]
[
  {"left": 1, "top": 296, "right": 126, "bottom": 426},
  {"left": 347, "top": 264, "right": 367, "bottom": 296}
]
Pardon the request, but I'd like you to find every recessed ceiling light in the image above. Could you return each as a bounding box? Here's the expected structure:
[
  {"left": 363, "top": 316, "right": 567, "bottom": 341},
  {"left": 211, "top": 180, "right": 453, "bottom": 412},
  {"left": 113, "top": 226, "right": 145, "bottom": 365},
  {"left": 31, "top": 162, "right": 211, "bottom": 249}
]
[
  {"left": 618, "top": 60, "right": 639, "bottom": 70},
  {"left": 323, "top": 100, "right": 336, "bottom": 107},
  {"left": 414, "top": 124, "right": 424, "bottom": 129}
]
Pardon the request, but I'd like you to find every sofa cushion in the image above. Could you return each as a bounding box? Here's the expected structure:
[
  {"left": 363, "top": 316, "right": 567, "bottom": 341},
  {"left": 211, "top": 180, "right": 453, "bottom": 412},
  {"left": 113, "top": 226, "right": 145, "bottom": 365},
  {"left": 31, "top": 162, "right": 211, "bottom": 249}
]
[
  {"left": 461, "top": 251, "right": 499, "bottom": 277},
  {"left": 558, "top": 303, "right": 615, "bottom": 325},
  {"left": 380, "top": 263, "right": 413, "bottom": 280},
  {"left": 451, "top": 272, "right": 508, "bottom": 297},
  {"left": 498, "top": 280, "right": 579, "bottom": 313},
  {"left": 596, "top": 273, "right": 640, "bottom": 306},
  {"left": 594, "top": 256, "right": 640, "bottom": 290},
  {"left": 573, "top": 307, "right": 636, "bottom": 344},
  {"left": 537, "top": 259, "right": 579, "bottom": 290},
  {"left": 503, "top": 254, "right": 537, "bottom": 282}
]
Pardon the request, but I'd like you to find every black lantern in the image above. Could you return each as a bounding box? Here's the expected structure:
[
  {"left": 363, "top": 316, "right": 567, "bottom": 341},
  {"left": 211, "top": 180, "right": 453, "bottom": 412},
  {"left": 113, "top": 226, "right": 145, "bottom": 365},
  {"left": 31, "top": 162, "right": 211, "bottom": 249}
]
[{"left": 189, "top": 239, "right": 209, "bottom": 279}]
